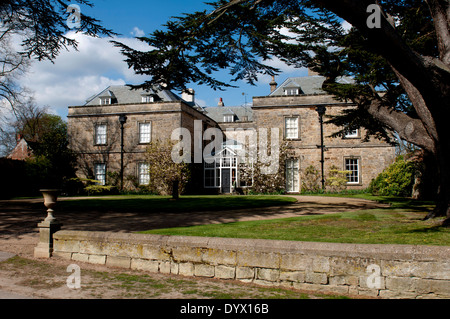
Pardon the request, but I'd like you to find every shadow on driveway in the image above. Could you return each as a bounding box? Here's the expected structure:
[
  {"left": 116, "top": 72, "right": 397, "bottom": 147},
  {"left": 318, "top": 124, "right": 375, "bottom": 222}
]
[{"left": 0, "top": 195, "right": 388, "bottom": 236}]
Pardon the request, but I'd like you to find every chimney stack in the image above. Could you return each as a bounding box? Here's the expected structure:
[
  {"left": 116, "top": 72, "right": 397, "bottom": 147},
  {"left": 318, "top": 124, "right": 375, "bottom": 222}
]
[
  {"left": 182, "top": 88, "right": 195, "bottom": 103},
  {"left": 218, "top": 97, "right": 224, "bottom": 107},
  {"left": 270, "top": 76, "right": 278, "bottom": 93},
  {"left": 308, "top": 68, "right": 320, "bottom": 76}
]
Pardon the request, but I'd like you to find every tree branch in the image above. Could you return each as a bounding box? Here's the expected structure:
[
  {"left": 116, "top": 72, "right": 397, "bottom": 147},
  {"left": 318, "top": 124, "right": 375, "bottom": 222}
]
[
  {"left": 364, "top": 99, "right": 435, "bottom": 153},
  {"left": 389, "top": 65, "right": 438, "bottom": 141},
  {"left": 425, "top": 0, "right": 450, "bottom": 65}
]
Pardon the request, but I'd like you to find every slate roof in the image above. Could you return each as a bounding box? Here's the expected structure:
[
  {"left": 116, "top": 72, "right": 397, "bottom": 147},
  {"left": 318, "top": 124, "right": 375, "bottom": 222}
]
[
  {"left": 202, "top": 106, "right": 253, "bottom": 123},
  {"left": 270, "top": 75, "right": 354, "bottom": 96},
  {"left": 84, "top": 85, "right": 183, "bottom": 106}
]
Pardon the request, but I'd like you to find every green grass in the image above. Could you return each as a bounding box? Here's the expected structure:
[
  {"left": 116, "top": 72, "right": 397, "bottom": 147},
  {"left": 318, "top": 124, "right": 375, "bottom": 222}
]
[
  {"left": 59, "top": 194, "right": 297, "bottom": 213},
  {"left": 140, "top": 196, "right": 449, "bottom": 246}
]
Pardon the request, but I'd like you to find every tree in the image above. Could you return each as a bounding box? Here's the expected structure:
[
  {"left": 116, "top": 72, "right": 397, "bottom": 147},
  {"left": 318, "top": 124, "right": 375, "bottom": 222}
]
[
  {"left": 242, "top": 137, "right": 289, "bottom": 194},
  {"left": 0, "top": 32, "right": 30, "bottom": 110},
  {"left": 0, "top": 0, "right": 115, "bottom": 109},
  {"left": 326, "top": 166, "right": 351, "bottom": 193},
  {"left": 146, "top": 139, "right": 191, "bottom": 199},
  {"left": 113, "top": 0, "right": 450, "bottom": 225},
  {"left": 0, "top": 0, "right": 115, "bottom": 61},
  {"left": 18, "top": 110, "right": 77, "bottom": 190},
  {"left": 0, "top": 98, "right": 45, "bottom": 156}
]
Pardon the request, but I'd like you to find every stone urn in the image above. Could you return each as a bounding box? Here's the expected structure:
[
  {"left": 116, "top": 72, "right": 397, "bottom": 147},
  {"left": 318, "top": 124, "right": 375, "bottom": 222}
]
[
  {"left": 34, "top": 189, "right": 62, "bottom": 258},
  {"left": 40, "top": 189, "right": 61, "bottom": 223}
]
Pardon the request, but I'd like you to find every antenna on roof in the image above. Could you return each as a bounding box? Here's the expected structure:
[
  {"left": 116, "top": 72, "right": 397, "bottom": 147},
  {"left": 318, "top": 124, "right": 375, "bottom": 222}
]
[{"left": 242, "top": 92, "right": 248, "bottom": 106}]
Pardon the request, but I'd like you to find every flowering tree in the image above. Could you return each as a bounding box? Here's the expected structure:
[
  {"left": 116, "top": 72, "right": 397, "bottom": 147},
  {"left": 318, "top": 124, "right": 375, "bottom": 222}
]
[
  {"left": 146, "top": 139, "right": 190, "bottom": 199},
  {"left": 240, "top": 138, "right": 290, "bottom": 194}
]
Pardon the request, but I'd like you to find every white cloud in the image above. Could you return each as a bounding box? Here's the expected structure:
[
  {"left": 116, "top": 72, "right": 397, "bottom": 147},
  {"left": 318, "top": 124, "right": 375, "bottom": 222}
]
[
  {"left": 195, "top": 98, "right": 207, "bottom": 107},
  {"left": 341, "top": 20, "right": 352, "bottom": 33},
  {"left": 21, "top": 32, "right": 152, "bottom": 117},
  {"left": 257, "top": 57, "right": 307, "bottom": 84},
  {"left": 130, "top": 27, "right": 145, "bottom": 37}
]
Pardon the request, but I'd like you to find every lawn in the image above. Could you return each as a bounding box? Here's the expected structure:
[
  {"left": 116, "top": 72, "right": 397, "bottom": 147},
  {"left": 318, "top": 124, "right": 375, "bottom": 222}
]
[
  {"left": 59, "top": 194, "right": 297, "bottom": 213},
  {"left": 140, "top": 196, "right": 450, "bottom": 246}
]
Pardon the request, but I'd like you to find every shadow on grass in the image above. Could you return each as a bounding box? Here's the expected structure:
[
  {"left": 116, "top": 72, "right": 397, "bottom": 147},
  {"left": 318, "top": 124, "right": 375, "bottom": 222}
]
[
  {"left": 375, "top": 196, "right": 435, "bottom": 210},
  {"left": 408, "top": 225, "right": 447, "bottom": 234},
  {"left": 57, "top": 196, "right": 297, "bottom": 213}
]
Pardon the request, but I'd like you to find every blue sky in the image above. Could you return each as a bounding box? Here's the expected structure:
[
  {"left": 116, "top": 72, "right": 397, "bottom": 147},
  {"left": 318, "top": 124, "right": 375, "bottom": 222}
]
[{"left": 20, "top": 0, "right": 307, "bottom": 118}]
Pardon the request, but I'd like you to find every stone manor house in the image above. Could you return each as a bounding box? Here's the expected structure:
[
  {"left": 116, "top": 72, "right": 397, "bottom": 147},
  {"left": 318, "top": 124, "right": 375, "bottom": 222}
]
[{"left": 67, "top": 72, "right": 396, "bottom": 194}]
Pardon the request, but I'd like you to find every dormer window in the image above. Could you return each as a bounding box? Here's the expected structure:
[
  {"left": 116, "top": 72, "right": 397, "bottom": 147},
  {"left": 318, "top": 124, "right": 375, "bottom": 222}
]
[
  {"left": 100, "top": 97, "right": 111, "bottom": 105},
  {"left": 223, "top": 114, "right": 235, "bottom": 123},
  {"left": 285, "top": 88, "right": 300, "bottom": 96},
  {"left": 141, "top": 95, "right": 154, "bottom": 103}
]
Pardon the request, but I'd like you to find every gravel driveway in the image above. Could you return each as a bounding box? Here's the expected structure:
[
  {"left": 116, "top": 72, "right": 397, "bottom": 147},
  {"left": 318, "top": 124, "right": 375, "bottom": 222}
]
[{"left": 0, "top": 195, "right": 386, "bottom": 299}]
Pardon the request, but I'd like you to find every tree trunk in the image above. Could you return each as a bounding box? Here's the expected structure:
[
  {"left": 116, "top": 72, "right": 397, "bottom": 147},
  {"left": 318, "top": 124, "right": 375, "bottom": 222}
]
[
  {"left": 172, "top": 179, "right": 180, "bottom": 200},
  {"left": 425, "top": 144, "right": 450, "bottom": 226},
  {"left": 316, "top": 0, "right": 450, "bottom": 226}
]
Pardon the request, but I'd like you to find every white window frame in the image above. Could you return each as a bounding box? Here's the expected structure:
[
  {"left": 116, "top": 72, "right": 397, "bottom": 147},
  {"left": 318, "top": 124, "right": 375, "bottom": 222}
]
[
  {"left": 141, "top": 95, "right": 154, "bottom": 103},
  {"left": 286, "top": 158, "right": 300, "bottom": 193},
  {"left": 223, "top": 114, "right": 234, "bottom": 123},
  {"left": 138, "top": 162, "right": 150, "bottom": 185},
  {"left": 95, "top": 124, "right": 107, "bottom": 145},
  {"left": 345, "top": 158, "right": 360, "bottom": 184},
  {"left": 285, "top": 116, "right": 299, "bottom": 139},
  {"left": 344, "top": 129, "right": 359, "bottom": 138},
  {"left": 100, "top": 97, "right": 111, "bottom": 105},
  {"left": 139, "top": 122, "right": 152, "bottom": 144},
  {"left": 284, "top": 88, "right": 299, "bottom": 96},
  {"left": 94, "top": 163, "right": 106, "bottom": 186},
  {"left": 203, "top": 148, "right": 241, "bottom": 189}
]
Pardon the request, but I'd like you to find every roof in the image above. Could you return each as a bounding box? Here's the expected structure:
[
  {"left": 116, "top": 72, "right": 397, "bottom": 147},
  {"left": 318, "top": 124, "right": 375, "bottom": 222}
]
[
  {"left": 203, "top": 106, "right": 253, "bottom": 123},
  {"left": 84, "top": 85, "right": 183, "bottom": 106},
  {"left": 270, "top": 75, "right": 354, "bottom": 96},
  {"left": 7, "top": 138, "right": 34, "bottom": 161}
]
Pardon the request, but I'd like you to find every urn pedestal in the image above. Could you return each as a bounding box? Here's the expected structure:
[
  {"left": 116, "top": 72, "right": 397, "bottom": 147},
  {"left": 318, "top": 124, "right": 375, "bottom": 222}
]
[{"left": 34, "top": 189, "right": 62, "bottom": 258}]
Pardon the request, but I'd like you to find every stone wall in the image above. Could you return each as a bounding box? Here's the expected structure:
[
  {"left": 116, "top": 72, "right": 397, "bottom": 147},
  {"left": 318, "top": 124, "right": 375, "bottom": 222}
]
[
  {"left": 53, "top": 231, "right": 450, "bottom": 299},
  {"left": 251, "top": 96, "right": 396, "bottom": 190},
  {"left": 67, "top": 101, "right": 218, "bottom": 184}
]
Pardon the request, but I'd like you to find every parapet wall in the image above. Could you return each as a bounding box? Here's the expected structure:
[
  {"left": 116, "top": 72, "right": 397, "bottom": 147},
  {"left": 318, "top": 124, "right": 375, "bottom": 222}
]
[{"left": 53, "top": 230, "right": 450, "bottom": 299}]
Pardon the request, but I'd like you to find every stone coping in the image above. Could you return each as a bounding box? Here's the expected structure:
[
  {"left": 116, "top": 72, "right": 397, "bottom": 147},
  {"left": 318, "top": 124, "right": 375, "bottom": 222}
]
[{"left": 53, "top": 230, "right": 449, "bottom": 262}]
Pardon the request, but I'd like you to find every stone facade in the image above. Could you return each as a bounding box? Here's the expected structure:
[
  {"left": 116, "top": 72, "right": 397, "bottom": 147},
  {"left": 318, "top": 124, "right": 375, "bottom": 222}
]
[
  {"left": 250, "top": 94, "right": 396, "bottom": 191},
  {"left": 67, "top": 77, "right": 396, "bottom": 192},
  {"left": 68, "top": 98, "right": 218, "bottom": 189},
  {"left": 53, "top": 230, "right": 450, "bottom": 299}
]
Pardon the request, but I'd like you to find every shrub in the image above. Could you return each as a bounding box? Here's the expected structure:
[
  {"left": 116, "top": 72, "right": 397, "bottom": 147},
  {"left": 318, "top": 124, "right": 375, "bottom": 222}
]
[
  {"left": 75, "top": 177, "right": 119, "bottom": 196},
  {"left": 326, "top": 165, "right": 351, "bottom": 193},
  {"left": 84, "top": 184, "right": 118, "bottom": 196},
  {"left": 301, "top": 165, "right": 321, "bottom": 192},
  {"left": 369, "top": 156, "right": 416, "bottom": 197}
]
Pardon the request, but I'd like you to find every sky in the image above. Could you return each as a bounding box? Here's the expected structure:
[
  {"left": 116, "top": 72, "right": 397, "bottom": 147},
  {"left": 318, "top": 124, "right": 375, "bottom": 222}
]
[{"left": 20, "top": 0, "right": 308, "bottom": 119}]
